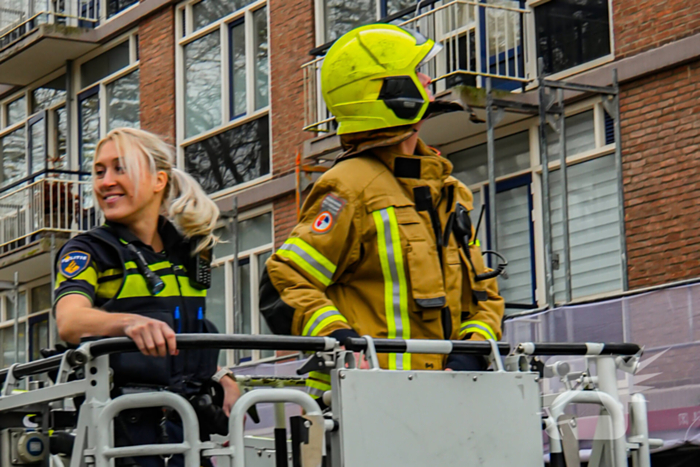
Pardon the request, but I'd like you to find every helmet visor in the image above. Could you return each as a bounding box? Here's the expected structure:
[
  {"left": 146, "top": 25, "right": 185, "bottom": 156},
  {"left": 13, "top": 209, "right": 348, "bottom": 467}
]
[{"left": 418, "top": 41, "right": 443, "bottom": 68}]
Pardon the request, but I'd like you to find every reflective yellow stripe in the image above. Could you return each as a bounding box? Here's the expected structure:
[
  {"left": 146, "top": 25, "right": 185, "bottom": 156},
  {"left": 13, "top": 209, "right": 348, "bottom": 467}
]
[
  {"left": 118, "top": 274, "right": 177, "bottom": 298},
  {"left": 55, "top": 267, "right": 98, "bottom": 288},
  {"left": 302, "top": 306, "right": 347, "bottom": 337},
  {"left": 278, "top": 238, "right": 336, "bottom": 287},
  {"left": 460, "top": 320, "right": 497, "bottom": 340},
  {"left": 306, "top": 379, "right": 331, "bottom": 393},
  {"left": 308, "top": 371, "right": 330, "bottom": 383},
  {"left": 373, "top": 207, "right": 410, "bottom": 371},
  {"left": 176, "top": 276, "right": 207, "bottom": 297},
  {"left": 124, "top": 261, "right": 171, "bottom": 272},
  {"left": 468, "top": 239, "right": 481, "bottom": 246}
]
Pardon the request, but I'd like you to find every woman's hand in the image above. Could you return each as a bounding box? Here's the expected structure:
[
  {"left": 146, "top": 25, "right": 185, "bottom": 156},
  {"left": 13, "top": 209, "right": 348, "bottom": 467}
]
[
  {"left": 122, "top": 314, "right": 179, "bottom": 357},
  {"left": 220, "top": 375, "right": 242, "bottom": 417}
]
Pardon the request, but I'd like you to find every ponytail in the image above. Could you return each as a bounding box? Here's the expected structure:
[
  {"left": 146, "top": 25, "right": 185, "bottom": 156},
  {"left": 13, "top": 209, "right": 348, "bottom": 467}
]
[
  {"left": 94, "top": 128, "right": 219, "bottom": 253},
  {"left": 168, "top": 168, "right": 220, "bottom": 253}
]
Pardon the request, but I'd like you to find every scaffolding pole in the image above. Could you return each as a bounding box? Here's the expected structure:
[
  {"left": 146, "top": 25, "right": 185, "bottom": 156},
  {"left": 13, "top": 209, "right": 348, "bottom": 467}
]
[
  {"left": 538, "top": 59, "right": 555, "bottom": 309},
  {"left": 232, "top": 197, "right": 241, "bottom": 364},
  {"left": 557, "top": 88, "right": 572, "bottom": 303},
  {"left": 486, "top": 77, "right": 498, "bottom": 253}
]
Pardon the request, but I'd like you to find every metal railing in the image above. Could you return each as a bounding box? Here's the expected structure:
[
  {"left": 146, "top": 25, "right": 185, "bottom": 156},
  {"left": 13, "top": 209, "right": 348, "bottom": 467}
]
[
  {"left": 301, "top": 0, "right": 532, "bottom": 132},
  {"left": 0, "top": 175, "right": 103, "bottom": 252},
  {"left": 0, "top": 0, "right": 99, "bottom": 49}
]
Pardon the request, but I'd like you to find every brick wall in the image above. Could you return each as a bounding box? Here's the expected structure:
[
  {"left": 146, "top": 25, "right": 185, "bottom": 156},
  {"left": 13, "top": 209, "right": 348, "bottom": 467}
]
[
  {"left": 273, "top": 194, "right": 298, "bottom": 247},
  {"left": 614, "top": 0, "right": 700, "bottom": 60},
  {"left": 621, "top": 60, "right": 700, "bottom": 289},
  {"left": 269, "top": 0, "right": 315, "bottom": 177},
  {"left": 138, "top": 6, "right": 176, "bottom": 144}
]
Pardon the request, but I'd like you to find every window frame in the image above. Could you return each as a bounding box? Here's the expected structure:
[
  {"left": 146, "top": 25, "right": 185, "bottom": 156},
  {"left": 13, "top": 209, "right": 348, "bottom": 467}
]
[
  {"left": 525, "top": 0, "right": 616, "bottom": 82},
  {"left": 444, "top": 97, "right": 620, "bottom": 309},
  {"left": 0, "top": 68, "right": 70, "bottom": 190},
  {"left": 72, "top": 31, "right": 140, "bottom": 172},
  {"left": 209, "top": 204, "right": 274, "bottom": 366},
  {"left": 175, "top": 0, "right": 272, "bottom": 198}
]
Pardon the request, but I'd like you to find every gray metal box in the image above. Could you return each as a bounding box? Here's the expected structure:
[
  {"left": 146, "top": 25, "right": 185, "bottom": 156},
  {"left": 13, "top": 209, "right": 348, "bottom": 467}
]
[{"left": 330, "top": 370, "right": 543, "bottom": 467}]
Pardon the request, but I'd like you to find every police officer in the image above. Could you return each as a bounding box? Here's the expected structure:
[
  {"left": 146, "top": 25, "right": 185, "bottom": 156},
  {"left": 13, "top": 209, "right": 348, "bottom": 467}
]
[
  {"left": 54, "top": 128, "right": 240, "bottom": 467},
  {"left": 261, "top": 24, "right": 504, "bottom": 400}
]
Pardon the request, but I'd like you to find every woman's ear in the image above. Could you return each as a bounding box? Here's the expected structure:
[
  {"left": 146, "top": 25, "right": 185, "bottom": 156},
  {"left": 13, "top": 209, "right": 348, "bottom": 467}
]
[{"left": 154, "top": 170, "right": 168, "bottom": 194}]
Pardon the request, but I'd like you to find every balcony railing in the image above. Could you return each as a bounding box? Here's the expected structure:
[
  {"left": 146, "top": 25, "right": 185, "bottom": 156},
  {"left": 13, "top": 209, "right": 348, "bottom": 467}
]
[
  {"left": 0, "top": 174, "right": 103, "bottom": 253},
  {"left": 0, "top": 0, "right": 99, "bottom": 50},
  {"left": 302, "top": 0, "right": 532, "bottom": 132}
]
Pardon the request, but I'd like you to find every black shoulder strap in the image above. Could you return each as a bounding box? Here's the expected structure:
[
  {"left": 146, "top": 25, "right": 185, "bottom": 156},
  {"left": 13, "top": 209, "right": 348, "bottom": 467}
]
[{"left": 85, "top": 226, "right": 128, "bottom": 307}]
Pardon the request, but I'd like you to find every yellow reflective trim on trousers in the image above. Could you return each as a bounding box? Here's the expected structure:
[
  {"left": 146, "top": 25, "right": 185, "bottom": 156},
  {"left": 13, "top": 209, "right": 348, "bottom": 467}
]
[
  {"left": 308, "top": 371, "right": 330, "bottom": 383},
  {"left": 302, "top": 306, "right": 347, "bottom": 336},
  {"left": 284, "top": 238, "right": 336, "bottom": 274},
  {"left": 373, "top": 207, "right": 410, "bottom": 371},
  {"left": 278, "top": 249, "right": 332, "bottom": 287},
  {"left": 460, "top": 320, "right": 497, "bottom": 340}
]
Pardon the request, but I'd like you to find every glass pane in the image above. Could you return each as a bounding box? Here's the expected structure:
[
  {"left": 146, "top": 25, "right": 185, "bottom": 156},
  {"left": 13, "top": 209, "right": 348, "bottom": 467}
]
[
  {"left": 546, "top": 110, "right": 595, "bottom": 159},
  {"left": 485, "top": 0, "right": 522, "bottom": 76},
  {"left": 106, "top": 69, "right": 140, "bottom": 131},
  {"left": 239, "top": 212, "right": 272, "bottom": 252},
  {"left": 80, "top": 41, "right": 130, "bottom": 88},
  {"left": 535, "top": 0, "right": 611, "bottom": 75},
  {"left": 185, "top": 31, "right": 222, "bottom": 138},
  {"left": 214, "top": 212, "right": 273, "bottom": 258},
  {"left": 495, "top": 185, "right": 533, "bottom": 306},
  {"left": 324, "top": 0, "right": 376, "bottom": 42},
  {"left": 30, "top": 118, "right": 46, "bottom": 174},
  {"left": 6, "top": 97, "right": 26, "bottom": 127},
  {"left": 253, "top": 7, "right": 268, "bottom": 110},
  {"left": 207, "top": 264, "right": 228, "bottom": 366},
  {"left": 80, "top": 94, "right": 100, "bottom": 172},
  {"left": 106, "top": 0, "right": 138, "bottom": 18},
  {"left": 31, "top": 318, "right": 49, "bottom": 361},
  {"left": 184, "top": 115, "right": 270, "bottom": 194},
  {"left": 237, "top": 260, "right": 252, "bottom": 362},
  {"left": 1, "top": 325, "right": 26, "bottom": 368},
  {"left": 31, "top": 284, "right": 52, "bottom": 314},
  {"left": 52, "top": 107, "right": 68, "bottom": 171},
  {"left": 386, "top": 0, "right": 414, "bottom": 16},
  {"left": 551, "top": 155, "right": 621, "bottom": 301},
  {"left": 230, "top": 22, "right": 247, "bottom": 118},
  {"left": 6, "top": 292, "right": 27, "bottom": 321},
  {"left": 257, "top": 251, "right": 274, "bottom": 359},
  {"left": 448, "top": 131, "right": 530, "bottom": 186},
  {"left": 0, "top": 127, "right": 27, "bottom": 188},
  {"left": 193, "top": 0, "right": 256, "bottom": 30},
  {"left": 32, "top": 75, "right": 67, "bottom": 112}
]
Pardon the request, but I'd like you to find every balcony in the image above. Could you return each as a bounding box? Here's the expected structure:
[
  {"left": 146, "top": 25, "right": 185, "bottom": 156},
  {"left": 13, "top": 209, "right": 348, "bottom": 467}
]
[
  {"left": 0, "top": 173, "right": 102, "bottom": 256},
  {"left": 302, "top": 0, "right": 533, "bottom": 134},
  {"left": 0, "top": 0, "right": 100, "bottom": 85}
]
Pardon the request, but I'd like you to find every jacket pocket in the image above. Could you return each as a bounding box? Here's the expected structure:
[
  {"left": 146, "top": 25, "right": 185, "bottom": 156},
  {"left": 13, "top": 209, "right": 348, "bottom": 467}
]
[
  {"left": 406, "top": 238, "right": 447, "bottom": 311},
  {"left": 110, "top": 310, "right": 174, "bottom": 388}
]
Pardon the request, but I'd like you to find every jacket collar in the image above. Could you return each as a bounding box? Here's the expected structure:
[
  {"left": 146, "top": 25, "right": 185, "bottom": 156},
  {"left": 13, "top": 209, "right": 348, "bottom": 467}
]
[
  {"left": 105, "top": 216, "right": 184, "bottom": 253},
  {"left": 372, "top": 138, "right": 453, "bottom": 185}
]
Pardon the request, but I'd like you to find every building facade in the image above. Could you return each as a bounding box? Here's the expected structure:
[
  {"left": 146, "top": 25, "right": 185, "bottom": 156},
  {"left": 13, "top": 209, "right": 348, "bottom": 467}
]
[{"left": 0, "top": 0, "right": 699, "bottom": 432}]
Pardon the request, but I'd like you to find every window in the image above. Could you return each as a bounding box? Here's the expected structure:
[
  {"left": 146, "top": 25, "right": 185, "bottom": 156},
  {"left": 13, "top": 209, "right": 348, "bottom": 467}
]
[
  {"left": 206, "top": 210, "right": 274, "bottom": 365},
  {"left": 321, "top": 0, "right": 417, "bottom": 42},
  {"left": 534, "top": 0, "right": 612, "bottom": 76},
  {"left": 76, "top": 34, "right": 140, "bottom": 170},
  {"left": 107, "top": 0, "right": 139, "bottom": 18},
  {"left": 0, "top": 291, "right": 27, "bottom": 370},
  {"left": 448, "top": 104, "right": 620, "bottom": 309},
  {"left": 177, "top": 1, "right": 270, "bottom": 194}
]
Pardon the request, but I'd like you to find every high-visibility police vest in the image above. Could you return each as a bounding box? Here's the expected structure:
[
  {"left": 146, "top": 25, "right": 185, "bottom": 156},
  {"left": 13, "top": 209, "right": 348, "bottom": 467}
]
[{"left": 54, "top": 218, "right": 218, "bottom": 394}]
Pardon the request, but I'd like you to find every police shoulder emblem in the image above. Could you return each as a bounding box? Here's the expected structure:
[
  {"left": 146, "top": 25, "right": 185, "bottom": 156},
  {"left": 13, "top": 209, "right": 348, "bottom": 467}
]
[
  {"left": 312, "top": 211, "right": 333, "bottom": 234},
  {"left": 60, "top": 251, "right": 91, "bottom": 278}
]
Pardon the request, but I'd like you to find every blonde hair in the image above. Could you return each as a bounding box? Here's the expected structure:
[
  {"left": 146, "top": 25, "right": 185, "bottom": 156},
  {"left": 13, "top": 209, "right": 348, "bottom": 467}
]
[{"left": 94, "top": 127, "right": 219, "bottom": 253}]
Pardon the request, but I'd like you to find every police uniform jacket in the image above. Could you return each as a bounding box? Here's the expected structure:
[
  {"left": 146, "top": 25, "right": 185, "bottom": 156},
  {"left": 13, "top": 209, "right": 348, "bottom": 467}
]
[
  {"left": 54, "top": 217, "right": 218, "bottom": 394},
  {"left": 262, "top": 138, "right": 504, "bottom": 376}
]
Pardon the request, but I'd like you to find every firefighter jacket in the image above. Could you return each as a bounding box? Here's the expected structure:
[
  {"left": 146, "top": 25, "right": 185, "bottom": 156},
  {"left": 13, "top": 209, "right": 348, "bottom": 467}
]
[
  {"left": 262, "top": 138, "right": 504, "bottom": 373},
  {"left": 54, "top": 218, "right": 219, "bottom": 394}
]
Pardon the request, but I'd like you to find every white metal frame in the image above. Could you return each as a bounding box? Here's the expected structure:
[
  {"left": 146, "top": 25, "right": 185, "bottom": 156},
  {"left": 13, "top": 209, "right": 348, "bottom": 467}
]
[
  {"left": 70, "top": 31, "right": 140, "bottom": 172},
  {"left": 443, "top": 97, "right": 621, "bottom": 309},
  {"left": 174, "top": 0, "right": 271, "bottom": 198},
  {"left": 525, "top": 0, "right": 615, "bottom": 82},
  {"left": 210, "top": 204, "right": 274, "bottom": 366}
]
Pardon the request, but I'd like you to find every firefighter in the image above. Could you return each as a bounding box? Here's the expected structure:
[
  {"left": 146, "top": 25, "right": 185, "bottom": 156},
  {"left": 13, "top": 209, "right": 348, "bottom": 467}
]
[
  {"left": 53, "top": 128, "right": 240, "bottom": 467},
  {"left": 260, "top": 24, "right": 504, "bottom": 400}
]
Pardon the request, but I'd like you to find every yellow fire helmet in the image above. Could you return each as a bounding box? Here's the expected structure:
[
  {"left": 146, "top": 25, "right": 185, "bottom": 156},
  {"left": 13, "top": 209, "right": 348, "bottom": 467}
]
[{"left": 321, "top": 24, "right": 443, "bottom": 135}]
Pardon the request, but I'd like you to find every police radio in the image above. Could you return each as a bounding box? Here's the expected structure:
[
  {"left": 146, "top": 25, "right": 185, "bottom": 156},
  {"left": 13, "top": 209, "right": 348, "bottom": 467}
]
[{"left": 189, "top": 243, "right": 212, "bottom": 290}]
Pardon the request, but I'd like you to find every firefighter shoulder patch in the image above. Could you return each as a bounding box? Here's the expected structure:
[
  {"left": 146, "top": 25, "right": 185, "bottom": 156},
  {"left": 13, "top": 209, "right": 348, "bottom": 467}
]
[
  {"left": 59, "top": 251, "right": 91, "bottom": 278},
  {"left": 311, "top": 193, "right": 346, "bottom": 234}
]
